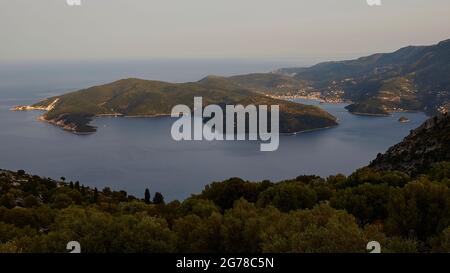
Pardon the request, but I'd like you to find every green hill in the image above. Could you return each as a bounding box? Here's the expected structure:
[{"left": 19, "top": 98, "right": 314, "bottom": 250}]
[
  {"left": 25, "top": 76, "right": 337, "bottom": 134},
  {"left": 226, "top": 73, "right": 310, "bottom": 95},
  {"left": 344, "top": 101, "right": 390, "bottom": 116}
]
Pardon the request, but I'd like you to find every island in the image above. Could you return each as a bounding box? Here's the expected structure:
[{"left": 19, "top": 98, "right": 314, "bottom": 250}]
[
  {"left": 344, "top": 103, "right": 390, "bottom": 116},
  {"left": 12, "top": 76, "right": 338, "bottom": 134},
  {"left": 398, "top": 116, "right": 410, "bottom": 123},
  {"left": 13, "top": 39, "right": 450, "bottom": 125}
]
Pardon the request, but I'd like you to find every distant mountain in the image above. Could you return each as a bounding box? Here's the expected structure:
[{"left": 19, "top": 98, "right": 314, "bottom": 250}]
[
  {"left": 245, "top": 39, "right": 450, "bottom": 115},
  {"left": 226, "top": 73, "right": 310, "bottom": 95},
  {"left": 14, "top": 76, "right": 337, "bottom": 134},
  {"left": 370, "top": 113, "right": 450, "bottom": 174}
]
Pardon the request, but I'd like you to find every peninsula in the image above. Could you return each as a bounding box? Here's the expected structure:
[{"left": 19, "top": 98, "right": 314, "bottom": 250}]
[{"left": 13, "top": 76, "right": 338, "bottom": 134}]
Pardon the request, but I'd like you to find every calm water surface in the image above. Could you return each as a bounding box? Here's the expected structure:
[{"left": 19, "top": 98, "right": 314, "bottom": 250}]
[{"left": 0, "top": 60, "right": 428, "bottom": 200}]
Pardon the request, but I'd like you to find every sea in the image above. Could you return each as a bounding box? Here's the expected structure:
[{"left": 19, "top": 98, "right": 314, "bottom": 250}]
[{"left": 0, "top": 59, "right": 427, "bottom": 200}]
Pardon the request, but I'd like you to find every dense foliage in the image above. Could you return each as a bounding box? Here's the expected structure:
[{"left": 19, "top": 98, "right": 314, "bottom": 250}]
[{"left": 1, "top": 163, "right": 450, "bottom": 253}]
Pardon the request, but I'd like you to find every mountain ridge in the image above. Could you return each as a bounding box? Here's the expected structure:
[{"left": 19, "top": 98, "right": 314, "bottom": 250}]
[
  {"left": 226, "top": 39, "right": 450, "bottom": 116},
  {"left": 277, "top": 39, "right": 450, "bottom": 115}
]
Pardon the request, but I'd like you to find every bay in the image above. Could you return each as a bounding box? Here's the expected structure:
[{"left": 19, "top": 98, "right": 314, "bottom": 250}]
[{"left": 0, "top": 60, "right": 428, "bottom": 200}]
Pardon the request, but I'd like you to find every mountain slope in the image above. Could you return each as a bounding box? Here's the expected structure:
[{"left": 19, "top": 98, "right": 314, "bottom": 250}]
[
  {"left": 17, "top": 77, "right": 337, "bottom": 134},
  {"left": 226, "top": 73, "right": 310, "bottom": 95},
  {"left": 273, "top": 39, "right": 450, "bottom": 115},
  {"left": 370, "top": 113, "right": 450, "bottom": 174}
]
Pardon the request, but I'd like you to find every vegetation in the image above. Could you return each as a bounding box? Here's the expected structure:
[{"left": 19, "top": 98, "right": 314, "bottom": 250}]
[
  {"left": 345, "top": 102, "right": 390, "bottom": 116},
  {"left": 4, "top": 40, "right": 450, "bottom": 252},
  {"left": 371, "top": 113, "right": 450, "bottom": 174},
  {"left": 18, "top": 39, "right": 450, "bottom": 130},
  {"left": 227, "top": 73, "right": 309, "bottom": 95},
  {"left": 1, "top": 163, "right": 450, "bottom": 253},
  {"left": 274, "top": 39, "right": 450, "bottom": 115},
  {"left": 28, "top": 76, "right": 337, "bottom": 134}
]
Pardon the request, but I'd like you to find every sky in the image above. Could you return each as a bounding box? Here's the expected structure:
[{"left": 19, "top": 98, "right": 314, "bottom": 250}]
[{"left": 1, "top": 0, "right": 450, "bottom": 63}]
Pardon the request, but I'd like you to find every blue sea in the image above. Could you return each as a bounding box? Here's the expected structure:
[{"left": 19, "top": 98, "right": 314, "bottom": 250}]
[{"left": 0, "top": 60, "right": 428, "bottom": 200}]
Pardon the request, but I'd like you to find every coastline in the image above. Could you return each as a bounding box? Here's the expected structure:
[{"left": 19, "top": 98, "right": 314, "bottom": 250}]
[
  {"left": 348, "top": 110, "right": 428, "bottom": 117},
  {"left": 95, "top": 113, "right": 172, "bottom": 119},
  {"left": 280, "top": 124, "right": 339, "bottom": 136},
  {"left": 38, "top": 115, "right": 96, "bottom": 135},
  {"left": 38, "top": 113, "right": 173, "bottom": 135},
  {"left": 271, "top": 95, "right": 350, "bottom": 104},
  {"left": 12, "top": 98, "right": 426, "bottom": 136},
  {"left": 347, "top": 111, "right": 391, "bottom": 117},
  {"left": 36, "top": 111, "right": 339, "bottom": 136}
]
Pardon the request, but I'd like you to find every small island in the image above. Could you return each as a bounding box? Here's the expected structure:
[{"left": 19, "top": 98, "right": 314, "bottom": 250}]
[
  {"left": 398, "top": 116, "right": 410, "bottom": 123},
  {"left": 344, "top": 103, "right": 390, "bottom": 116}
]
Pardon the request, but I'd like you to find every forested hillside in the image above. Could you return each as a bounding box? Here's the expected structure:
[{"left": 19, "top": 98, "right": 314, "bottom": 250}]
[{"left": 1, "top": 164, "right": 450, "bottom": 253}]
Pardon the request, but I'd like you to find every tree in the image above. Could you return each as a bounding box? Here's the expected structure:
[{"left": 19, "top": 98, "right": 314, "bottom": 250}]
[
  {"left": 346, "top": 168, "right": 410, "bottom": 188},
  {"left": 52, "top": 193, "right": 73, "bottom": 209},
  {"left": 144, "top": 189, "right": 151, "bottom": 204},
  {"left": 112, "top": 215, "right": 176, "bottom": 252},
  {"left": 180, "top": 198, "right": 219, "bottom": 218},
  {"left": 260, "top": 204, "right": 370, "bottom": 253},
  {"left": 330, "top": 183, "right": 391, "bottom": 225},
  {"left": 102, "top": 187, "right": 112, "bottom": 196},
  {"left": 173, "top": 213, "right": 223, "bottom": 252},
  {"left": 385, "top": 178, "right": 450, "bottom": 240},
  {"left": 220, "top": 199, "right": 267, "bottom": 253},
  {"left": 23, "top": 195, "right": 40, "bottom": 208},
  {"left": 0, "top": 241, "right": 22, "bottom": 253},
  {"left": 153, "top": 192, "right": 165, "bottom": 205},
  {"left": 198, "top": 178, "right": 271, "bottom": 210},
  {"left": 257, "top": 183, "right": 317, "bottom": 212},
  {"left": 93, "top": 188, "right": 99, "bottom": 203},
  {"left": 430, "top": 226, "right": 450, "bottom": 252},
  {"left": 428, "top": 161, "right": 450, "bottom": 182},
  {"left": 0, "top": 193, "right": 16, "bottom": 209}
]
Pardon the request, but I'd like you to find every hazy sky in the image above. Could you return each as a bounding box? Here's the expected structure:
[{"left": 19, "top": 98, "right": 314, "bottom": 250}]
[{"left": 1, "top": 0, "right": 450, "bottom": 62}]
